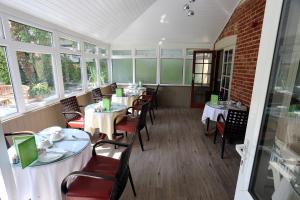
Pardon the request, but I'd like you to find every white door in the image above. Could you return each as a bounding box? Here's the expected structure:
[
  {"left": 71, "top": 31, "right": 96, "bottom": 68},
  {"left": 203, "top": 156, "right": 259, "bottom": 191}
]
[{"left": 235, "top": 0, "right": 300, "bottom": 199}]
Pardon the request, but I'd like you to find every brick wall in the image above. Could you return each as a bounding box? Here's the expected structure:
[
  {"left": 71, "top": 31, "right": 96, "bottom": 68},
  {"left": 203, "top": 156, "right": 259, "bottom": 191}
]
[{"left": 215, "top": 0, "right": 266, "bottom": 106}]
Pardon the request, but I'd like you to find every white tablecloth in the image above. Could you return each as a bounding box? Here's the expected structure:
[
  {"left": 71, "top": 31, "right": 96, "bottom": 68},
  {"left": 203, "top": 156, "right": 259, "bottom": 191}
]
[
  {"left": 84, "top": 103, "right": 127, "bottom": 139},
  {"left": 201, "top": 102, "right": 247, "bottom": 123},
  {"left": 8, "top": 129, "right": 92, "bottom": 200},
  {"left": 111, "top": 94, "right": 139, "bottom": 108}
]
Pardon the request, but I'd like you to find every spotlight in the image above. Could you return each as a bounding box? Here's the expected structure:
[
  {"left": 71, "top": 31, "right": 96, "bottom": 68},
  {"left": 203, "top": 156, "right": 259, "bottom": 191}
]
[
  {"left": 187, "top": 10, "right": 194, "bottom": 16},
  {"left": 183, "top": 3, "right": 190, "bottom": 10},
  {"left": 189, "top": 0, "right": 196, "bottom": 3}
]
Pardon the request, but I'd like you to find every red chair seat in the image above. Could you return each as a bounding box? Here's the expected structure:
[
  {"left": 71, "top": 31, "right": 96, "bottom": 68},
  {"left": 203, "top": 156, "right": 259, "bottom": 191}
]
[
  {"left": 115, "top": 117, "right": 138, "bottom": 133},
  {"left": 66, "top": 176, "right": 113, "bottom": 200},
  {"left": 83, "top": 155, "right": 120, "bottom": 177},
  {"left": 68, "top": 117, "right": 84, "bottom": 129},
  {"left": 216, "top": 121, "right": 225, "bottom": 135}
]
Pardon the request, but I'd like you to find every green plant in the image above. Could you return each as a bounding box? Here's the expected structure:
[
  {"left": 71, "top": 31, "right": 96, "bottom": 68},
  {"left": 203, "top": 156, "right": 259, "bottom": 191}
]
[{"left": 29, "top": 82, "right": 50, "bottom": 97}]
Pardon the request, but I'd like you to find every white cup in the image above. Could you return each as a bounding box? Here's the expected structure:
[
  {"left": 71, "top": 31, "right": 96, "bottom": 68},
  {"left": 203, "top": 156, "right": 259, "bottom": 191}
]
[
  {"left": 50, "top": 132, "right": 63, "bottom": 141},
  {"left": 38, "top": 139, "right": 52, "bottom": 149}
]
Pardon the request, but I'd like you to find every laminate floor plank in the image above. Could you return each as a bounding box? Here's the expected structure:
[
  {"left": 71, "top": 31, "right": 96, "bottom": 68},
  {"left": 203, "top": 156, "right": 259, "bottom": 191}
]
[{"left": 95, "top": 108, "right": 240, "bottom": 200}]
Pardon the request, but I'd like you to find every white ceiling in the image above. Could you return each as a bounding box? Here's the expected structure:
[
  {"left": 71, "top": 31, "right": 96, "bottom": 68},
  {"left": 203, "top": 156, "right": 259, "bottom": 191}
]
[
  {"left": 0, "top": 0, "right": 156, "bottom": 43},
  {"left": 112, "top": 0, "right": 240, "bottom": 47},
  {"left": 0, "top": 0, "right": 239, "bottom": 47}
]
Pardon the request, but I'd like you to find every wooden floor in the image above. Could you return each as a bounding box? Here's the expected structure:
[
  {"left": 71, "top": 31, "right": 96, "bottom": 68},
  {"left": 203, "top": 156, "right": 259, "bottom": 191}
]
[{"left": 96, "top": 108, "right": 240, "bottom": 200}]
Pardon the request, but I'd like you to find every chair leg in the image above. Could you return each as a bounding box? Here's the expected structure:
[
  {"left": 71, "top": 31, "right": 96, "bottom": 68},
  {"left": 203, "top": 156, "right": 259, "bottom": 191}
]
[
  {"left": 125, "top": 131, "right": 128, "bottom": 137},
  {"left": 155, "top": 97, "right": 158, "bottom": 110},
  {"left": 213, "top": 130, "right": 217, "bottom": 144},
  {"left": 145, "top": 124, "right": 150, "bottom": 141},
  {"left": 128, "top": 168, "right": 137, "bottom": 197},
  {"left": 137, "top": 131, "right": 144, "bottom": 151},
  {"left": 221, "top": 137, "right": 225, "bottom": 159},
  {"left": 149, "top": 110, "right": 154, "bottom": 125}
]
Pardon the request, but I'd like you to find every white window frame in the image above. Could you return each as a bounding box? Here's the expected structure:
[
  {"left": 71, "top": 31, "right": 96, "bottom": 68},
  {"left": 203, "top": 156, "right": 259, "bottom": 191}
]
[
  {"left": 220, "top": 47, "right": 235, "bottom": 99},
  {"left": 135, "top": 48, "right": 157, "bottom": 85}
]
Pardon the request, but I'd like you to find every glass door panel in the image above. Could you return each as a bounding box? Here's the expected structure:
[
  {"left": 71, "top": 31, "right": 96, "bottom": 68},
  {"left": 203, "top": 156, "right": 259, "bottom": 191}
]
[{"left": 249, "top": 0, "right": 300, "bottom": 199}]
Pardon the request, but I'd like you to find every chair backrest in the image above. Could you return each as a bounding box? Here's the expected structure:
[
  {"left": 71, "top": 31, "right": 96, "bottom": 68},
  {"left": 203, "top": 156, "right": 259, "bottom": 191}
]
[
  {"left": 91, "top": 88, "right": 102, "bottom": 102},
  {"left": 4, "top": 131, "right": 34, "bottom": 149},
  {"left": 154, "top": 84, "right": 159, "bottom": 95},
  {"left": 137, "top": 102, "right": 149, "bottom": 130},
  {"left": 110, "top": 82, "right": 117, "bottom": 93},
  {"left": 60, "top": 96, "right": 81, "bottom": 122},
  {"left": 224, "top": 109, "right": 249, "bottom": 140}
]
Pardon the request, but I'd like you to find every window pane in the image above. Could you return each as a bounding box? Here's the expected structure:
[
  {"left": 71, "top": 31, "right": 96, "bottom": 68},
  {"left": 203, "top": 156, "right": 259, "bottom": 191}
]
[
  {"left": 135, "top": 58, "right": 157, "bottom": 84},
  {"left": 185, "top": 59, "right": 193, "bottom": 85},
  {"left": 135, "top": 49, "right": 156, "bottom": 57},
  {"left": 194, "top": 74, "right": 202, "bottom": 84},
  {"left": 112, "top": 59, "right": 132, "bottom": 83},
  {"left": 112, "top": 50, "right": 131, "bottom": 56},
  {"left": 60, "top": 38, "right": 79, "bottom": 51},
  {"left": 0, "top": 19, "right": 4, "bottom": 39},
  {"left": 161, "top": 49, "right": 183, "bottom": 57},
  {"left": 100, "top": 48, "right": 107, "bottom": 57},
  {"left": 203, "top": 74, "right": 210, "bottom": 86},
  {"left": 61, "top": 54, "right": 82, "bottom": 95},
  {"left": 100, "top": 59, "right": 109, "bottom": 84},
  {"left": 195, "top": 64, "right": 203, "bottom": 73},
  {"left": 204, "top": 53, "right": 212, "bottom": 63},
  {"left": 186, "top": 49, "right": 195, "bottom": 56},
  {"left": 84, "top": 42, "right": 96, "bottom": 54},
  {"left": 160, "top": 59, "right": 183, "bottom": 84},
  {"left": 203, "top": 63, "right": 211, "bottom": 74},
  {"left": 0, "top": 47, "right": 17, "bottom": 117},
  {"left": 17, "top": 52, "right": 56, "bottom": 106},
  {"left": 9, "top": 21, "right": 52, "bottom": 46},
  {"left": 86, "top": 58, "right": 96, "bottom": 88}
]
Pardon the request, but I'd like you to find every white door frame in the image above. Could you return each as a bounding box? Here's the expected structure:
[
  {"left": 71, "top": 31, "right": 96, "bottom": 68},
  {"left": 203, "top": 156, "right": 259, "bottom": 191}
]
[{"left": 234, "top": 0, "right": 284, "bottom": 199}]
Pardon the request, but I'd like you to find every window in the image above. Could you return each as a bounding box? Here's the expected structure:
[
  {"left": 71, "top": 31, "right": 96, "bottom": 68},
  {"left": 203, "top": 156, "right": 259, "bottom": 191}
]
[
  {"left": 112, "top": 50, "right": 131, "bottom": 56},
  {"left": 17, "top": 52, "right": 56, "bottom": 106},
  {"left": 220, "top": 49, "right": 233, "bottom": 99},
  {"left": 136, "top": 58, "right": 157, "bottom": 84},
  {"left": 0, "top": 47, "right": 17, "bottom": 117},
  {"left": 100, "top": 59, "right": 109, "bottom": 84},
  {"left": 112, "top": 59, "right": 132, "bottom": 83},
  {"left": 161, "top": 49, "right": 183, "bottom": 58},
  {"left": 185, "top": 59, "right": 193, "bottom": 85},
  {"left": 186, "top": 49, "right": 195, "bottom": 57},
  {"left": 86, "top": 58, "right": 97, "bottom": 88},
  {"left": 84, "top": 42, "right": 96, "bottom": 54},
  {"left": 60, "top": 54, "right": 82, "bottom": 95},
  {"left": 99, "top": 48, "right": 107, "bottom": 57},
  {"left": 136, "top": 49, "right": 156, "bottom": 57},
  {"left": 160, "top": 59, "right": 183, "bottom": 84},
  {"left": 60, "top": 38, "right": 79, "bottom": 51},
  {"left": 194, "top": 52, "right": 212, "bottom": 86},
  {"left": 9, "top": 21, "right": 52, "bottom": 46}
]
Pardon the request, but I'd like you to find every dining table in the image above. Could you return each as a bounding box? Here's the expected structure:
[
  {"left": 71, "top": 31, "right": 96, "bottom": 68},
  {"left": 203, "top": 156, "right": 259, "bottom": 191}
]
[
  {"left": 111, "top": 94, "right": 140, "bottom": 108},
  {"left": 7, "top": 128, "right": 91, "bottom": 200},
  {"left": 84, "top": 102, "right": 127, "bottom": 139},
  {"left": 201, "top": 101, "right": 247, "bottom": 134}
]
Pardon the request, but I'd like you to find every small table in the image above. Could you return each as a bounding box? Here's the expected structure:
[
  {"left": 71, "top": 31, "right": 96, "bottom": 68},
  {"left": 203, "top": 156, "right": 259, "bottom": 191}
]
[
  {"left": 84, "top": 103, "right": 127, "bottom": 139},
  {"left": 8, "top": 128, "right": 91, "bottom": 200},
  {"left": 111, "top": 94, "right": 139, "bottom": 108},
  {"left": 202, "top": 101, "right": 247, "bottom": 135}
]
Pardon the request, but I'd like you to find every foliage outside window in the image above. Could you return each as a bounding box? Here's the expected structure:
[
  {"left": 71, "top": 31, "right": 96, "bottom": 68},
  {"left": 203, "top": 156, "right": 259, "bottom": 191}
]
[
  {"left": 160, "top": 59, "right": 183, "bottom": 84},
  {"left": 84, "top": 42, "right": 96, "bottom": 54},
  {"left": 185, "top": 59, "right": 193, "bottom": 85},
  {"left": 17, "top": 52, "right": 56, "bottom": 106},
  {"left": 60, "top": 38, "right": 79, "bottom": 51},
  {"left": 0, "top": 47, "right": 17, "bottom": 117},
  {"left": 61, "top": 54, "right": 82, "bottom": 95},
  {"left": 86, "top": 58, "right": 97, "bottom": 88},
  {"left": 135, "top": 58, "right": 157, "bottom": 84},
  {"left": 112, "top": 59, "right": 132, "bottom": 83},
  {"left": 100, "top": 59, "right": 109, "bottom": 84},
  {"left": 9, "top": 20, "right": 52, "bottom": 46}
]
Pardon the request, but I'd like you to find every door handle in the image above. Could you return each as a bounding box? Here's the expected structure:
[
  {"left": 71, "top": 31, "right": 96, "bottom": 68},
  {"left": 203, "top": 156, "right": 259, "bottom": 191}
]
[{"left": 236, "top": 139, "right": 249, "bottom": 171}]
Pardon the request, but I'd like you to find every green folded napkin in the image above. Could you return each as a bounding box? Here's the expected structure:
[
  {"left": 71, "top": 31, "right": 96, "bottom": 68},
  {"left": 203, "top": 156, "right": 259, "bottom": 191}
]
[
  {"left": 102, "top": 98, "right": 111, "bottom": 111},
  {"left": 116, "top": 88, "right": 123, "bottom": 97},
  {"left": 13, "top": 135, "right": 38, "bottom": 169},
  {"left": 210, "top": 94, "right": 219, "bottom": 106}
]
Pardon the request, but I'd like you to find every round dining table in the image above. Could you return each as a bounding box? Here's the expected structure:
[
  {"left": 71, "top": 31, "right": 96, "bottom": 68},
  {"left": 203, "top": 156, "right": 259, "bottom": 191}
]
[
  {"left": 84, "top": 102, "right": 127, "bottom": 139},
  {"left": 7, "top": 128, "right": 91, "bottom": 200},
  {"left": 201, "top": 101, "right": 247, "bottom": 134},
  {"left": 111, "top": 94, "right": 139, "bottom": 108}
]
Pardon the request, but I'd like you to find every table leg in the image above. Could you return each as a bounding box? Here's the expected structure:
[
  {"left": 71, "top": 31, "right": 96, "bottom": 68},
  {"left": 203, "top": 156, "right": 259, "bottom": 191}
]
[{"left": 205, "top": 118, "right": 210, "bottom": 135}]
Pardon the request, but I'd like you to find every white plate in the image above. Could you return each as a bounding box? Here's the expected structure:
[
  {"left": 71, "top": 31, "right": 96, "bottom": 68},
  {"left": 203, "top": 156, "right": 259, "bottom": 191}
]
[
  {"left": 38, "top": 151, "right": 64, "bottom": 163},
  {"left": 39, "top": 126, "right": 63, "bottom": 135},
  {"left": 50, "top": 134, "right": 64, "bottom": 142}
]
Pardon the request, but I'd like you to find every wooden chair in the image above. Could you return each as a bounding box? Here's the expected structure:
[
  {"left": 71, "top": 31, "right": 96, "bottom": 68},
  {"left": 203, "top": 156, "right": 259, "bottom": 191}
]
[
  {"left": 61, "top": 138, "right": 136, "bottom": 200},
  {"left": 214, "top": 109, "right": 249, "bottom": 159},
  {"left": 60, "top": 96, "right": 85, "bottom": 129},
  {"left": 135, "top": 95, "right": 154, "bottom": 125},
  {"left": 114, "top": 102, "right": 149, "bottom": 151},
  {"left": 145, "top": 84, "right": 159, "bottom": 109},
  {"left": 91, "top": 87, "right": 112, "bottom": 102},
  {"left": 110, "top": 82, "right": 117, "bottom": 93},
  {"left": 4, "top": 131, "right": 35, "bottom": 148}
]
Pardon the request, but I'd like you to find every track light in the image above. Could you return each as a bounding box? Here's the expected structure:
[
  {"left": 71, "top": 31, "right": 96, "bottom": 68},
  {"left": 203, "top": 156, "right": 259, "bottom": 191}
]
[
  {"left": 189, "top": 0, "right": 196, "bottom": 3},
  {"left": 183, "top": 3, "right": 190, "bottom": 10},
  {"left": 183, "top": 0, "right": 196, "bottom": 16},
  {"left": 187, "top": 10, "right": 194, "bottom": 16}
]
